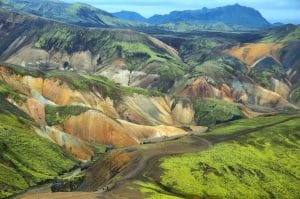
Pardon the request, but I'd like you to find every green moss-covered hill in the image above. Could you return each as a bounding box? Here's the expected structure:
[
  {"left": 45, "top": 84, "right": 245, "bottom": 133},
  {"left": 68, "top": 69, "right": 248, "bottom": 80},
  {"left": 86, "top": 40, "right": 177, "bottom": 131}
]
[
  {"left": 0, "top": 0, "right": 147, "bottom": 28},
  {"left": 0, "top": 8, "right": 185, "bottom": 92},
  {"left": 0, "top": 81, "right": 78, "bottom": 198},
  {"left": 136, "top": 114, "right": 300, "bottom": 198},
  {"left": 194, "top": 98, "right": 245, "bottom": 127}
]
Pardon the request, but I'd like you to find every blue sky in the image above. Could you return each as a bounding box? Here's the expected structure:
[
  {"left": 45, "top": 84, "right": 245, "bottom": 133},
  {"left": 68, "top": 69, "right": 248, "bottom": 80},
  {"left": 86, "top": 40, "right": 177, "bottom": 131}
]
[{"left": 65, "top": 0, "right": 300, "bottom": 24}]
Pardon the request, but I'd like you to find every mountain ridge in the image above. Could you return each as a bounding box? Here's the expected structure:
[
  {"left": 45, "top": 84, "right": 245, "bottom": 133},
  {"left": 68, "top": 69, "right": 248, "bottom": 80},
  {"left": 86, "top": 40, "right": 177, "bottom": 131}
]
[
  {"left": 1, "top": 0, "right": 271, "bottom": 31},
  {"left": 0, "top": 0, "right": 146, "bottom": 28},
  {"left": 114, "top": 4, "right": 271, "bottom": 30}
]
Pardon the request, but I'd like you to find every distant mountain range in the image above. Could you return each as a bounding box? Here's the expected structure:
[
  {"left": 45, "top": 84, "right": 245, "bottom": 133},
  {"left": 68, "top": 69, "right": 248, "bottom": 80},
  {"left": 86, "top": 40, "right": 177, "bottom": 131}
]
[
  {"left": 113, "top": 4, "right": 271, "bottom": 30},
  {"left": 0, "top": 0, "right": 272, "bottom": 31}
]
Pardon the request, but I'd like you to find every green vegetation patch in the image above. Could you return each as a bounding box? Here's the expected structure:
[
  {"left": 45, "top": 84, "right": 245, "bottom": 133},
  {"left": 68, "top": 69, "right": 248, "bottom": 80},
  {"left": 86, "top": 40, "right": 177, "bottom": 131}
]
[
  {"left": 113, "top": 41, "right": 185, "bottom": 81},
  {"left": 0, "top": 80, "right": 24, "bottom": 102},
  {"left": 34, "top": 27, "right": 145, "bottom": 55},
  {"left": 194, "top": 98, "right": 245, "bottom": 127},
  {"left": 80, "top": 73, "right": 161, "bottom": 98},
  {"left": 2, "top": 63, "right": 44, "bottom": 77},
  {"left": 46, "top": 70, "right": 161, "bottom": 98},
  {"left": 291, "top": 87, "right": 300, "bottom": 104},
  {"left": 35, "top": 28, "right": 91, "bottom": 54},
  {"left": 192, "top": 57, "right": 243, "bottom": 82},
  {"left": 205, "top": 114, "right": 295, "bottom": 137},
  {"left": 249, "top": 63, "right": 285, "bottom": 89},
  {"left": 45, "top": 71, "right": 91, "bottom": 91},
  {"left": 158, "top": 22, "right": 244, "bottom": 33},
  {"left": 34, "top": 27, "right": 185, "bottom": 82},
  {"left": 135, "top": 181, "right": 181, "bottom": 199},
  {"left": 261, "top": 26, "right": 300, "bottom": 43},
  {"left": 281, "top": 27, "right": 300, "bottom": 42},
  {"left": 0, "top": 99, "right": 78, "bottom": 198},
  {"left": 51, "top": 170, "right": 85, "bottom": 192},
  {"left": 45, "top": 105, "right": 90, "bottom": 126},
  {"left": 138, "top": 115, "right": 300, "bottom": 198},
  {"left": 3, "top": 64, "right": 159, "bottom": 99},
  {"left": 114, "top": 42, "right": 165, "bottom": 63}
]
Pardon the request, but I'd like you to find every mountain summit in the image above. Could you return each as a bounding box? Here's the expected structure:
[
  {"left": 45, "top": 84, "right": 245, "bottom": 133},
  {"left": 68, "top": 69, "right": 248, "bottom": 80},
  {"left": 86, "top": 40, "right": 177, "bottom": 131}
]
[{"left": 113, "top": 4, "right": 270, "bottom": 30}]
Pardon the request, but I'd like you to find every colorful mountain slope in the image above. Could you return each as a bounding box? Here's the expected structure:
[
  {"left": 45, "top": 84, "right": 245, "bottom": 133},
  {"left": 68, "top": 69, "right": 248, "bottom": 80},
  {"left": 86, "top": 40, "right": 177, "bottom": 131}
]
[
  {"left": 0, "top": 8, "right": 184, "bottom": 92},
  {"left": 0, "top": 81, "right": 78, "bottom": 198}
]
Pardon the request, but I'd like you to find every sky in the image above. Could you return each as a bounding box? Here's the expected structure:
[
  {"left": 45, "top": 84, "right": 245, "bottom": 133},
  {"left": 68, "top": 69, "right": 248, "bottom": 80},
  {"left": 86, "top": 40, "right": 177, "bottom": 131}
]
[{"left": 64, "top": 0, "right": 300, "bottom": 24}]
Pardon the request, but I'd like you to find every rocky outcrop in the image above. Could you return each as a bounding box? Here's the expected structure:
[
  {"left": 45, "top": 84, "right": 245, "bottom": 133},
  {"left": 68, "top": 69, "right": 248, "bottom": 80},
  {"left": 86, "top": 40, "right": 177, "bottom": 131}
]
[
  {"left": 117, "top": 94, "right": 195, "bottom": 126},
  {"left": 57, "top": 110, "right": 189, "bottom": 147},
  {"left": 20, "top": 98, "right": 46, "bottom": 125},
  {"left": 178, "top": 76, "right": 296, "bottom": 110},
  {"left": 225, "top": 42, "right": 298, "bottom": 106}
]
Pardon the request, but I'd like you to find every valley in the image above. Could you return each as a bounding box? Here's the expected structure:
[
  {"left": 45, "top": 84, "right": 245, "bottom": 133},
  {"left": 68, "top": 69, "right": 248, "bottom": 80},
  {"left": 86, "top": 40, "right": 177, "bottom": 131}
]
[
  {"left": 16, "top": 113, "right": 300, "bottom": 198},
  {"left": 0, "top": 0, "right": 299, "bottom": 198}
]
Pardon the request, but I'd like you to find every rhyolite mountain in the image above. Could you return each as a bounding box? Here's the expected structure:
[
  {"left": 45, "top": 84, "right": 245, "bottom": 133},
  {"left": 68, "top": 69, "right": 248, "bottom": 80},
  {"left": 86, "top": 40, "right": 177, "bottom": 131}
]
[
  {"left": 0, "top": 8, "right": 184, "bottom": 92},
  {"left": 0, "top": 7, "right": 299, "bottom": 109},
  {"left": 0, "top": 3, "right": 300, "bottom": 199},
  {"left": 0, "top": 0, "right": 145, "bottom": 27},
  {"left": 112, "top": 11, "right": 147, "bottom": 23}
]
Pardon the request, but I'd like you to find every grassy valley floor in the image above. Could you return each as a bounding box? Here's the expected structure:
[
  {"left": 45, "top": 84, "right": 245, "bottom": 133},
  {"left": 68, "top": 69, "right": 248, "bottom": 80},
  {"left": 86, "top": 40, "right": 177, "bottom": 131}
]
[{"left": 135, "top": 114, "right": 300, "bottom": 198}]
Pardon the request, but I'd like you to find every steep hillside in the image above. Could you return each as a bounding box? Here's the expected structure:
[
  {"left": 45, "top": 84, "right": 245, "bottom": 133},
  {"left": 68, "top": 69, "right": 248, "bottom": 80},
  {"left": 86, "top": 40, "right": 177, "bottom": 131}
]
[
  {"left": 0, "top": 80, "right": 78, "bottom": 198},
  {"left": 0, "top": 0, "right": 143, "bottom": 28},
  {"left": 0, "top": 61, "right": 206, "bottom": 197},
  {"left": 225, "top": 25, "right": 300, "bottom": 102},
  {"left": 151, "top": 26, "right": 299, "bottom": 109},
  {"left": 0, "top": 58, "right": 296, "bottom": 180},
  {"left": 0, "top": 63, "right": 199, "bottom": 153},
  {"left": 0, "top": 8, "right": 184, "bottom": 92},
  {"left": 154, "top": 32, "right": 297, "bottom": 111}
]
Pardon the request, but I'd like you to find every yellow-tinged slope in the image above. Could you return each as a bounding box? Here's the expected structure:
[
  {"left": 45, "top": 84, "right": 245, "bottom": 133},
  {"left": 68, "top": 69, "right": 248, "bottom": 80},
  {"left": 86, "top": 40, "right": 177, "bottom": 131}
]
[{"left": 226, "top": 43, "right": 282, "bottom": 67}]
